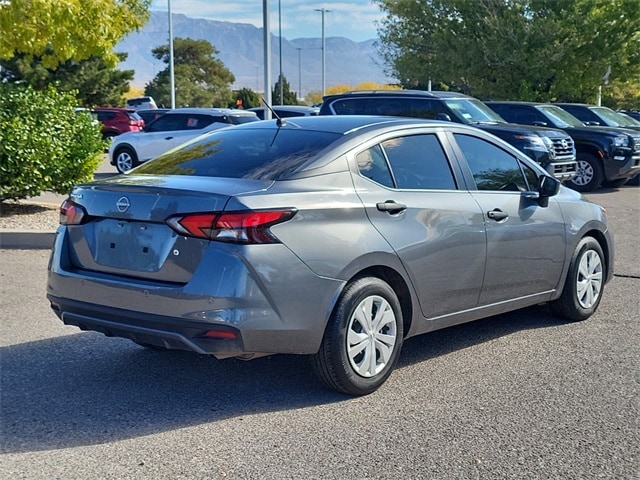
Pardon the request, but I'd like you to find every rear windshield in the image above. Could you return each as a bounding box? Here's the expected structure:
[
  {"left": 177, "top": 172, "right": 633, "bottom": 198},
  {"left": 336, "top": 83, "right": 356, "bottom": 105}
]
[{"left": 133, "top": 127, "right": 342, "bottom": 180}]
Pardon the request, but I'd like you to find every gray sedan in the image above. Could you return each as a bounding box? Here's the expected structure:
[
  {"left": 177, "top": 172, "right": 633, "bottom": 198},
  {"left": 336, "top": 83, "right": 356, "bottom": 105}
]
[{"left": 47, "top": 116, "right": 613, "bottom": 395}]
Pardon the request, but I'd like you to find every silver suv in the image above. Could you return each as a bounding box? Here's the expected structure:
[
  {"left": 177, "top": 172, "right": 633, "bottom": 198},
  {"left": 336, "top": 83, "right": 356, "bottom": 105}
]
[{"left": 109, "top": 108, "right": 259, "bottom": 173}]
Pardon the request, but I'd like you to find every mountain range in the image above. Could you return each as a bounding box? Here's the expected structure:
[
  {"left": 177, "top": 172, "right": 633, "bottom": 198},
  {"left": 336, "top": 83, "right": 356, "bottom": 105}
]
[{"left": 116, "top": 11, "right": 397, "bottom": 97}]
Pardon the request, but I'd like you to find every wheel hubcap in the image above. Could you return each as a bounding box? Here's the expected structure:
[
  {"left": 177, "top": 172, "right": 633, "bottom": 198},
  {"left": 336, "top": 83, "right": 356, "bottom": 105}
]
[
  {"left": 117, "top": 153, "right": 133, "bottom": 172},
  {"left": 573, "top": 160, "right": 594, "bottom": 186},
  {"left": 347, "top": 295, "right": 397, "bottom": 378},
  {"left": 576, "top": 249, "right": 603, "bottom": 309}
]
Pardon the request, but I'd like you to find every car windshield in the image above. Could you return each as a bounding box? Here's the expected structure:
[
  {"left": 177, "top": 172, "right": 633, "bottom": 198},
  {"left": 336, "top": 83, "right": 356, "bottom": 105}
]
[
  {"left": 442, "top": 98, "right": 506, "bottom": 124},
  {"left": 537, "top": 105, "right": 584, "bottom": 128},
  {"left": 592, "top": 107, "right": 640, "bottom": 127},
  {"left": 133, "top": 127, "right": 342, "bottom": 180}
]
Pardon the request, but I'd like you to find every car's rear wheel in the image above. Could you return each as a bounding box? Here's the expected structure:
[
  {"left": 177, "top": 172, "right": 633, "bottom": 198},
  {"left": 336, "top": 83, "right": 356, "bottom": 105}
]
[
  {"left": 312, "top": 277, "right": 403, "bottom": 396},
  {"left": 551, "top": 237, "right": 605, "bottom": 321},
  {"left": 115, "top": 147, "right": 138, "bottom": 174},
  {"left": 567, "top": 154, "right": 603, "bottom": 192}
]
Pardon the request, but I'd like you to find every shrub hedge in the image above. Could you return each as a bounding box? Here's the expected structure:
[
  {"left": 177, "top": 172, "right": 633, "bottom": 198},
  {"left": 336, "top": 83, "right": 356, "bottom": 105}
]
[{"left": 0, "top": 83, "right": 104, "bottom": 201}]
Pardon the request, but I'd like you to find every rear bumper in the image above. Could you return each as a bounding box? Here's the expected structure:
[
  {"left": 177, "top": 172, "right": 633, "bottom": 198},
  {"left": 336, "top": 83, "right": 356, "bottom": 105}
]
[{"left": 47, "top": 229, "right": 344, "bottom": 358}]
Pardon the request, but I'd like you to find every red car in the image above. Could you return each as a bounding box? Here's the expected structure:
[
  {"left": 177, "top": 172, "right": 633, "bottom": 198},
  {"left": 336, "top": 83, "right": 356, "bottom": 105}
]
[{"left": 92, "top": 107, "right": 145, "bottom": 141}]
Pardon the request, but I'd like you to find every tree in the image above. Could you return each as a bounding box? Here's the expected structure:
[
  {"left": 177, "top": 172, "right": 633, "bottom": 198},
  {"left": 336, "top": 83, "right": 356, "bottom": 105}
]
[
  {"left": 0, "top": 0, "right": 151, "bottom": 68},
  {"left": 272, "top": 75, "right": 299, "bottom": 105},
  {"left": 0, "top": 84, "right": 104, "bottom": 201},
  {"left": 0, "top": 53, "right": 134, "bottom": 107},
  {"left": 234, "top": 88, "right": 261, "bottom": 109},
  {"left": 145, "top": 38, "right": 235, "bottom": 108},
  {"left": 375, "top": 0, "right": 640, "bottom": 105}
]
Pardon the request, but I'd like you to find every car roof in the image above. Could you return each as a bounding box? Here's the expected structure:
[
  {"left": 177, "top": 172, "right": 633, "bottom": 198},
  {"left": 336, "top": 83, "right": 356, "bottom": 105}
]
[
  {"left": 323, "top": 90, "right": 474, "bottom": 100},
  {"left": 93, "top": 107, "right": 137, "bottom": 112},
  {"left": 164, "top": 107, "right": 257, "bottom": 116},
  {"left": 228, "top": 114, "right": 455, "bottom": 134}
]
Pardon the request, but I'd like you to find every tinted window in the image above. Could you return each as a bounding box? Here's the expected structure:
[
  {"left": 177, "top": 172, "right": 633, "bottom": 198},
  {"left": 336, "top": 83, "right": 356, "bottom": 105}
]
[
  {"left": 454, "top": 134, "right": 527, "bottom": 191},
  {"left": 509, "top": 106, "right": 546, "bottom": 125},
  {"left": 356, "top": 146, "right": 394, "bottom": 188},
  {"left": 96, "top": 111, "right": 116, "bottom": 121},
  {"left": 184, "top": 114, "right": 216, "bottom": 129},
  {"left": 146, "top": 114, "right": 184, "bottom": 132},
  {"left": 329, "top": 97, "right": 446, "bottom": 120},
  {"left": 134, "top": 128, "right": 341, "bottom": 180},
  {"left": 381, "top": 134, "right": 456, "bottom": 190}
]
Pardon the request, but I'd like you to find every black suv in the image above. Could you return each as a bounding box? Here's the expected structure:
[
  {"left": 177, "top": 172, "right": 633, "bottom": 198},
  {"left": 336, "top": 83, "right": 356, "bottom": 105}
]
[
  {"left": 555, "top": 103, "right": 640, "bottom": 132},
  {"left": 486, "top": 101, "right": 640, "bottom": 191},
  {"left": 320, "top": 90, "right": 577, "bottom": 182}
]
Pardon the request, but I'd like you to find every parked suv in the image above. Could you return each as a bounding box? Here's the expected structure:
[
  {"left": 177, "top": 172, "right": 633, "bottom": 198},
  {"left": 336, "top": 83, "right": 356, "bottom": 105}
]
[
  {"left": 92, "top": 107, "right": 144, "bottom": 141},
  {"left": 555, "top": 103, "right": 640, "bottom": 132},
  {"left": 486, "top": 101, "right": 640, "bottom": 191},
  {"left": 320, "top": 90, "right": 577, "bottom": 182},
  {"left": 126, "top": 96, "right": 158, "bottom": 111},
  {"left": 109, "top": 108, "right": 259, "bottom": 173}
]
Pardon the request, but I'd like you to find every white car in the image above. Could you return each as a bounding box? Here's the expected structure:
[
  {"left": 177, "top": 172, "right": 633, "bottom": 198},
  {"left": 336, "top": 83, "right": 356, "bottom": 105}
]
[{"left": 109, "top": 108, "right": 259, "bottom": 173}]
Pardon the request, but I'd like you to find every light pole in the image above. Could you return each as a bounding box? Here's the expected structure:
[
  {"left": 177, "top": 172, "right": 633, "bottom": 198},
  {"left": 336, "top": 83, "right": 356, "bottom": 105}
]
[
  {"left": 278, "top": 0, "right": 283, "bottom": 105},
  {"left": 296, "top": 47, "right": 302, "bottom": 101},
  {"left": 315, "top": 8, "right": 330, "bottom": 96},
  {"left": 168, "top": 0, "right": 175, "bottom": 108},
  {"left": 262, "top": 0, "right": 272, "bottom": 119}
]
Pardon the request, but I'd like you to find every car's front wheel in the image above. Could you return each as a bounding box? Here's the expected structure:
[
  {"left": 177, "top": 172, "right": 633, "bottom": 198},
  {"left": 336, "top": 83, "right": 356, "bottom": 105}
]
[
  {"left": 114, "top": 146, "right": 138, "bottom": 174},
  {"left": 567, "top": 154, "right": 603, "bottom": 192},
  {"left": 551, "top": 237, "right": 605, "bottom": 321},
  {"left": 312, "top": 277, "right": 403, "bottom": 396}
]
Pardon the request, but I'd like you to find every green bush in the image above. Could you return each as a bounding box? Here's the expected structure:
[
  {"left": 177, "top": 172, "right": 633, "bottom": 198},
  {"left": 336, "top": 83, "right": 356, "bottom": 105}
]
[{"left": 0, "top": 83, "right": 104, "bottom": 201}]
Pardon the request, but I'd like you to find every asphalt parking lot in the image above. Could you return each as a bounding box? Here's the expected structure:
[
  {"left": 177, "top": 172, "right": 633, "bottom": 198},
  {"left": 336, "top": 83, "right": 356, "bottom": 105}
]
[{"left": 1, "top": 185, "right": 638, "bottom": 479}]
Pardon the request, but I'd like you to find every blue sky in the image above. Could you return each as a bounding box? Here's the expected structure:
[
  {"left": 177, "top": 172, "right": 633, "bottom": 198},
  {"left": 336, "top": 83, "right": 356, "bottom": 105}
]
[{"left": 151, "top": 1, "right": 384, "bottom": 42}]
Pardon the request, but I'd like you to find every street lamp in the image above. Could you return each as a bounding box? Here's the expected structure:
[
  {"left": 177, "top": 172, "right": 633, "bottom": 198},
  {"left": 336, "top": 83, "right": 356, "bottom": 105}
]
[{"left": 315, "top": 8, "right": 330, "bottom": 96}]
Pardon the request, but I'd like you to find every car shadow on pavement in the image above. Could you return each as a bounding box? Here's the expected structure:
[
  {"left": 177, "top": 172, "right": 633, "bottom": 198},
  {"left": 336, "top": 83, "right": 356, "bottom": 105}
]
[{"left": 1, "top": 305, "right": 565, "bottom": 454}]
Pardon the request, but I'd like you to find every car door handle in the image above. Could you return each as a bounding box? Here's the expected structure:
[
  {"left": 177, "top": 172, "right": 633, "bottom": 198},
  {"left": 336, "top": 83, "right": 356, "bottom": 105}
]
[
  {"left": 487, "top": 209, "right": 508, "bottom": 221},
  {"left": 377, "top": 201, "right": 407, "bottom": 214},
  {"left": 164, "top": 136, "right": 174, "bottom": 140}
]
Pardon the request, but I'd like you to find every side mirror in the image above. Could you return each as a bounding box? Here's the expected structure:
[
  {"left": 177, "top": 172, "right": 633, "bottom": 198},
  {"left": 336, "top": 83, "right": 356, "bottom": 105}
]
[
  {"left": 436, "top": 113, "right": 452, "bottom": 122},
  {"left": 536, "top": 175, "right": 560, "bottom": 207}
]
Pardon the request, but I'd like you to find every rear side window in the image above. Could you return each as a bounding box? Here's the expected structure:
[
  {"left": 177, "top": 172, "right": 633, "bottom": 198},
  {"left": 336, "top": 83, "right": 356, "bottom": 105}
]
[
  {"left": 382, "top": 134, "right": 457, "bottom": 190},
  {"left": 145, "top": 114, "right": 185, "bottom": 132},
  {"left": 329, "top": 97, "right": 444, "bottom": 120},
  {"left": 133, "top": 128, "right": 341, "bottom": 180},
  {"left": 356, "top": 146, "right": 394, "bottom": 188}
]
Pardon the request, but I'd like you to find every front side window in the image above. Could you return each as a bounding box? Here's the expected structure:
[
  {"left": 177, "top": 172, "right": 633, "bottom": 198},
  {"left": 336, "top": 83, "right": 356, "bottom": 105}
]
[
  {"left": 454, "top": 134, "right": 528, "bottom": 191},
  {"left": 381, "top": 134, "right": 457, "bottom": 190}
]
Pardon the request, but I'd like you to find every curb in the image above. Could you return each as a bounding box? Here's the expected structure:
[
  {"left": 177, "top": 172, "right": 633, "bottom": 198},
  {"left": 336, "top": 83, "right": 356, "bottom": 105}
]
[{"left": 0, "top": 230, "right": 56, "bottom": 250}]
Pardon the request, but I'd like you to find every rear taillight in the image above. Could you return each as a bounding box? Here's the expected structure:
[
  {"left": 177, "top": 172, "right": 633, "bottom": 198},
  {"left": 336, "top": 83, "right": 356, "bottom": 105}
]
[
  {"left": 59, "top": 200, "right": 87, "bottom": 225},
  {"left": 166, "top": 209, "right": 296, "bottom": 244}
]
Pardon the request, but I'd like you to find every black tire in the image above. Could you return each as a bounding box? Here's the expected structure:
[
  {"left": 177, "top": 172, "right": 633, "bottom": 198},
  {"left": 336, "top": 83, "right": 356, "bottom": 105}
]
[
  {"left": 114, "top": 146, "right": 138, "bottom": 174},
  {"left": 567, "top": 154, "right": 603, "bottom": 192},
  {"left": 312, "top": 277, "right": 403, "bottom": 396},
  {"left": 625, "top": 174, "right": 640, "bottom": 186},
  {"left": 551, "top": 237, "right": 605, "bottom": 321}
]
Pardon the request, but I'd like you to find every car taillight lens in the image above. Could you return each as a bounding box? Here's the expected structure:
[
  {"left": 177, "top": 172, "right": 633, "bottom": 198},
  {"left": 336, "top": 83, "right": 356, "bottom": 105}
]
[
  {"left": 59, "top": 200, "right": 87, "bottom": 225},
  {"left": 166, "top": 209, "right": 296, "bottom": 244}
]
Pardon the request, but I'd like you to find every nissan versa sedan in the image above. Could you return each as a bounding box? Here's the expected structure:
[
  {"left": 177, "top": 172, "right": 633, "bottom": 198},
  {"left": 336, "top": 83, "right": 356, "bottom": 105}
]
[{"left": 47, "top": 116, "right": 613, "bottom": 395}]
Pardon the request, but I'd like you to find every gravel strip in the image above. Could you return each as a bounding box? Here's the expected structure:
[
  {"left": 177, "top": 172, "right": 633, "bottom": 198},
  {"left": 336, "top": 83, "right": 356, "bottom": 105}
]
[{"left": 0, "top": 202, "right": 60, "bottom": 231}]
